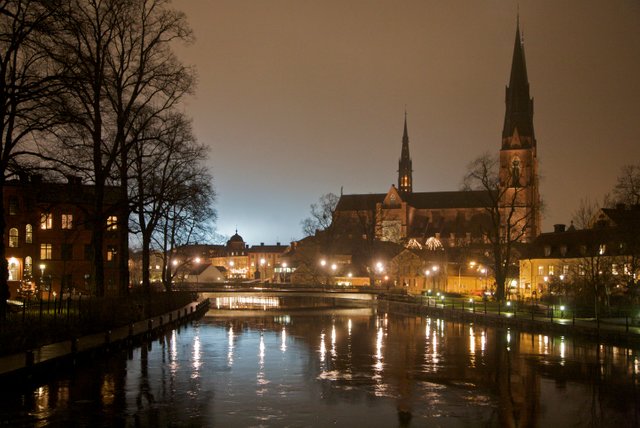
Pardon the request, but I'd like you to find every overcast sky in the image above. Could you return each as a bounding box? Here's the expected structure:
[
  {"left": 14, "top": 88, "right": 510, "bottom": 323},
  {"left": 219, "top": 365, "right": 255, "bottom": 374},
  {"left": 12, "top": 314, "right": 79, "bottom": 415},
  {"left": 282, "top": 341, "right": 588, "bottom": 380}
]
[{"left": 172, "top": 0, "right": 640, "bottom": 246}]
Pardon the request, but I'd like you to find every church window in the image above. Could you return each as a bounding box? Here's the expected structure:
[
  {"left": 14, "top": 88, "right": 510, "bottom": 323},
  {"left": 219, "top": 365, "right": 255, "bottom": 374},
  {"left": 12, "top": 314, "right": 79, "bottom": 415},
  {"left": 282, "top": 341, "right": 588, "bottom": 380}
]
[{"left": 510, "top": 156, "right": 521, "bottom": 188}]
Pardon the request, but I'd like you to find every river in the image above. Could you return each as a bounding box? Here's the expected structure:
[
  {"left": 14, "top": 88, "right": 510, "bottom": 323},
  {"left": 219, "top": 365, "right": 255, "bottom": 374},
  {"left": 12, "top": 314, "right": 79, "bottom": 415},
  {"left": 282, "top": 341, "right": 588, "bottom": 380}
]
[{"left": 1, "top": 296, "right": 638, "bottom": 427}]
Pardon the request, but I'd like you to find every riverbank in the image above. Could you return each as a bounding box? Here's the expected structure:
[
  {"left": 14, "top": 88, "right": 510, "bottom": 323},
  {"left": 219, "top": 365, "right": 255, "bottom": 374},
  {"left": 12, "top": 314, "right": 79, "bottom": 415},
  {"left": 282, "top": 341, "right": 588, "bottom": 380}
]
[
  {"left": 0, "top": 298, "right": 210, "bottom": 381},
  {"left": 377, "top": 295, "right": 640, "bottom": 346}
]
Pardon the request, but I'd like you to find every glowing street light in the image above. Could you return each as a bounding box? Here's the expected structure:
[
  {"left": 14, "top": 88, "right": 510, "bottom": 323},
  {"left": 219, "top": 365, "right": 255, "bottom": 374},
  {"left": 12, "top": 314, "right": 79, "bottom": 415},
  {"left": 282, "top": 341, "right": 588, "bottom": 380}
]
[{"left": 320, "top": 259, "right": 327, "bottom": 267}]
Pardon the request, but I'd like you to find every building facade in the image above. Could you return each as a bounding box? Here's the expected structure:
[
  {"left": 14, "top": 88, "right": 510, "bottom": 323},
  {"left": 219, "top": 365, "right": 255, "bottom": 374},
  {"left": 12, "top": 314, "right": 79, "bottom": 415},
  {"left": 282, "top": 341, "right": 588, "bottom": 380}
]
[{"left": 3, "top": 175, "right": 126, "bottom": 299}]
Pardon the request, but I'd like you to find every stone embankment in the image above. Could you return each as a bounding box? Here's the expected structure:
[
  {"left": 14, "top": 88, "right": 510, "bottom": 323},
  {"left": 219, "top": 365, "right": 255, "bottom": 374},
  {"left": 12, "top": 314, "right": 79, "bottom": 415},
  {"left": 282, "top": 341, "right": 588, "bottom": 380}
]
[
  {"left": 0, "top": 299, "right": 210, "bottom": 380},
  {"left": 378, "top": 297, "right": 640, "bottom": 346}
]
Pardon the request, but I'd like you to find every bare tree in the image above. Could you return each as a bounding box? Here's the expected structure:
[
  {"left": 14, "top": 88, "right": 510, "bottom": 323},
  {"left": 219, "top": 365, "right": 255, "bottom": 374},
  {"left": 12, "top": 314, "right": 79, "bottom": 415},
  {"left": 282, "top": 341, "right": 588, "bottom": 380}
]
[
  {"left": 44, "top": 0, "right": 193, "bottom": 296},
  {"left": 153, "top": 158, "right": 215, "bottom": 291},
  {"left": 463, "top": 152, "right": 537, "bottom": 301},
  {"left": 108, "top": 0, "right": 194, "bottom": 294},
  {"left": 130, "top": 111, "right": 212, "bottom": 293},
  {"left": 613, "top": 164, "right": 640, "bottom": 206},
  {"left": 0, "top": 0, "right": 57, "bottom": 318},
  {"left": 300, "top": 193, "right": 338, "bottom": 237}
]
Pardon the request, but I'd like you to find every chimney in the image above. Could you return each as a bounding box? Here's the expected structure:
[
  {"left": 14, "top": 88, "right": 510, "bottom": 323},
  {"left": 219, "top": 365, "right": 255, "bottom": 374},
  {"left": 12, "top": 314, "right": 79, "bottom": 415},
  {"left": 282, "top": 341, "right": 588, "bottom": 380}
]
[
  {"left": 553, "top": 224, "right": 566, "bottom": 233},
  {"left": 260, "top": 242, "right": 264, "bottom": 246},
  {"left": 277, "top": 242, "right": 281, "bottom": 246}
]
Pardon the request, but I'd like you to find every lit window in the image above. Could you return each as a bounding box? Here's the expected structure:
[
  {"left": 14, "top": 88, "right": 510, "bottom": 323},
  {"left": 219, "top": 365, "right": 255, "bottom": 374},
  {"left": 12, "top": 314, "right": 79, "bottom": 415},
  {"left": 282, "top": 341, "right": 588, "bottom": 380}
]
[
  {"left": 612, "top": 264, "right": 618, "bottom": 275},
  {"left": 40, "top": 213, "right": 53, "bottom": 230},
  {"left": 8, "top": 259, "right": 19, "bottom": 281},
  {"left": 107, "top": 246, "right": 117, "bottom": 262},
  {"left": 24, "top": 256, "right": 32, "bottom": 276},
  {"left": 537, "top": 265, "right": 544, "bottom": 275},
  {"left": 25, "top": 224, "right": 32, "bottom": 243},
  {"left": 8, "top": 228, "right": 18, "bottom": 248},
  {"left": 562, "top": 265, "right": 569, "bottom": 275},
  {"left": 40, "top": 243, "right": 52, "bottom": 260},
  {"left": 579, "top": 265, "right": 585, "bottom": 276},
  {"left": 62, "top": 214, "right": 73, "bottom": 229},
  {"left": 548, "top": 265, "right": 555, "bottom": 276},
  {"left": 598, "top": 244, "right": 606, "bottom": 255},
  {"left": 107, "top": 216, "right": 118, "bottom": 231}
]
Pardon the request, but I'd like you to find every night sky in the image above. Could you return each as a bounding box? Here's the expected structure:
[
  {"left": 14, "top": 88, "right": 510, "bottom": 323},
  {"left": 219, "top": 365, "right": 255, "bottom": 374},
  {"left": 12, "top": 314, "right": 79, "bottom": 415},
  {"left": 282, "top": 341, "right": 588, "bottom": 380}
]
[{"left": 173, "top": 0, "right": 640, "bottom": 246}]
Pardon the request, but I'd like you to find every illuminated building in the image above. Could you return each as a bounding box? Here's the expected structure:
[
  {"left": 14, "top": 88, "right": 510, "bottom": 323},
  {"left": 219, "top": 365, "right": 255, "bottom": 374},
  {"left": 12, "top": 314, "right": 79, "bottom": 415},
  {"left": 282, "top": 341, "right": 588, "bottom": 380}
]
[
  {"left": 334, "top": 22, "right": 540, "bottom": 247},
  {"left": 3, "top": 175, "right": 126, "bottom": 298}
]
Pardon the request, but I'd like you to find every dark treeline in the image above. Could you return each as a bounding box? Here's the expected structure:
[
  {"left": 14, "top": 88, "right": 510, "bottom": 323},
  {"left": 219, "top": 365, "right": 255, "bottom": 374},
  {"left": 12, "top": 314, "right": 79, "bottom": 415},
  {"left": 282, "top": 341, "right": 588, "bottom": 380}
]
[{"left": 0, "top": 0, "right": 216, "bottom": 319}]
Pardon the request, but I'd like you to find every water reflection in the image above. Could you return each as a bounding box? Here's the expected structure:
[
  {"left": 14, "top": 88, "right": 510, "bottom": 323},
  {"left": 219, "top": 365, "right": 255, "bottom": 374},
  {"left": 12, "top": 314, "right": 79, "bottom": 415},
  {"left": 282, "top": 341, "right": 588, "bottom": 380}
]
[{"left": 0, "top": 310, "right": 638, "bottom": 427}]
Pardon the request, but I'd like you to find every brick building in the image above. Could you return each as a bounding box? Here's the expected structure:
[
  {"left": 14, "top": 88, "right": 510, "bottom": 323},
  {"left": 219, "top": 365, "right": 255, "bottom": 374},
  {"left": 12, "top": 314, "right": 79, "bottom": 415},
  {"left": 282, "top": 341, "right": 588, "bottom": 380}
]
[{"left": 3, "top": 175, "right": 127, "bottom": 298}]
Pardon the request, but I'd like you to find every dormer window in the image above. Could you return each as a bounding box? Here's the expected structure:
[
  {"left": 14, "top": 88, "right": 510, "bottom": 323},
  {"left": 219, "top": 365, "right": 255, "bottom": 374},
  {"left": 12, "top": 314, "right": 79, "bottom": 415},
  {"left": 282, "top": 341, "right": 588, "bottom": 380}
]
[{"left": 544, "top": 246, "right": 551, "bottom": 257}]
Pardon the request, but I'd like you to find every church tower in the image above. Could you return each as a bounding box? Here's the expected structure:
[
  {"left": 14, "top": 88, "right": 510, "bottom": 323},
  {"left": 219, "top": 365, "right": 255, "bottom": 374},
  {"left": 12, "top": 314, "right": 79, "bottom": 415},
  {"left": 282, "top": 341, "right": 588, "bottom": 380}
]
[
  {"left": 398, "top": 112, "right": 413, "bottom": 194},
  {"left": 500, "top": 18, "right": 541, "bottom": 241}
]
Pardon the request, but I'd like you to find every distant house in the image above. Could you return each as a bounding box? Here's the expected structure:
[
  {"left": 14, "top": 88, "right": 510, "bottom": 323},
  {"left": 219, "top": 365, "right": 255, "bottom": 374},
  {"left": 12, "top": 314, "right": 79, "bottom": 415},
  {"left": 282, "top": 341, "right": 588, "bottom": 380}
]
[{"left": 519, "top": 205, "right": 640, "bottom": 300}]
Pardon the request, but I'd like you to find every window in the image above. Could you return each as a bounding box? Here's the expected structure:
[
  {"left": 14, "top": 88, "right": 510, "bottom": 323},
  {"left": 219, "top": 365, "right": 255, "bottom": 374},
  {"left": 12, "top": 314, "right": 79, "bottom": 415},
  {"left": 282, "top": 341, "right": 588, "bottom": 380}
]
[
  {"left": 562, "top": 265, "right": 569, "bottom": 275},
  {"left": 107, "top": 246, "right": 117, "bottom": 262},
  {"left": 107, "top": 216, "right": 118, "bottom": 231},
  {"left": 579, "top": 265, "right": 586, "bottom": 276},
  {"left": 599, "top": 244, "right": 606, "bottom": 255},
  {"left": 548, "top": 265, "right": 555, "bottom": 276},
  {"left": 84, "top": 244, "right": 92, "bottom": 260},
  {"left": 537, "top": 265, "right": 544, "bottom": 275},
  {"left": 61, "top": 244, "right": 72, "bottom": 261},
  {"left": 8, "top": 259, "right": 19, "bottom": 281},
  {"left": 25, "top": 224, "right": 32, "bottom": 243},
  {"left": 40, "top": 213, "right": 53, "bottom": 230},
  {"left": 62, "top": 214, "right": 73, "bottom": 229},
  {"left": 40, "top": 243, "right": 52, "bottom": 260},
  {"left": 612, "top": 264, "right": 618, "bottom": 275},
  {"left": 544, "top": 246, "right": 551, "bottom": 257},
  {"left": 8, "top": 197, "right": 18, "bottom": 215},
  {"left": 24, "top": 256, "right": 32, "bottom": 277},
  {"left": 8, "top": 228, "right": 18, "bottom": 248}
]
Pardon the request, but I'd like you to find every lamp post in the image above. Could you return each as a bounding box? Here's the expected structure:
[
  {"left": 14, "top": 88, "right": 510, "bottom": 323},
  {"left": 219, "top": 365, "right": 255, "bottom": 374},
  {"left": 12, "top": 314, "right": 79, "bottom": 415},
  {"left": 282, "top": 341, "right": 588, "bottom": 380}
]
[
  {"left": 39, "top": 264, "right": 47, "bottom": 300},
  {"left": 431, "top": 265, "right": 439, "bottom": 291},
  {"left": 330, "top": 263, "right": 337, "bottom": 286}
]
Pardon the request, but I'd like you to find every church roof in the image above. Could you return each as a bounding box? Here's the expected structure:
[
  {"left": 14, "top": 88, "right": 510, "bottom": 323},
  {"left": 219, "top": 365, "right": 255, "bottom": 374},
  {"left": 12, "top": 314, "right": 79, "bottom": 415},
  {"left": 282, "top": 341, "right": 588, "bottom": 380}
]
[
  {"left": 406, "top": 190, "right": 494, "bottom": 209},
  {"left": 335, "top": 190, "right": 494, "bottom": 212},
  {"left": 335, "top": 193, "right": 385, "bottom": 211}
]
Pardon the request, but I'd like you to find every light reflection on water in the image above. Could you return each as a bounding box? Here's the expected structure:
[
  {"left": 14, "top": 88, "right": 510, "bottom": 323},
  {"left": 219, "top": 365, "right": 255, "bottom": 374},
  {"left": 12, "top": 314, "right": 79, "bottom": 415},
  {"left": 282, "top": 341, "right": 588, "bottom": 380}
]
[{"left": 0, "top": 309, "right": 639, "bottom": 427}]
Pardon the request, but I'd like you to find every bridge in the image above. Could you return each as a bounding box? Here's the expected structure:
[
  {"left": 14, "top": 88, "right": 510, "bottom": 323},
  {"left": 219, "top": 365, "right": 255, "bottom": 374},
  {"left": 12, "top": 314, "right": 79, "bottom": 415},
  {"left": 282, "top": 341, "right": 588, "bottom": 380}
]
[{"left": 182, "top": 283, "right": 380, "bottom": 302}]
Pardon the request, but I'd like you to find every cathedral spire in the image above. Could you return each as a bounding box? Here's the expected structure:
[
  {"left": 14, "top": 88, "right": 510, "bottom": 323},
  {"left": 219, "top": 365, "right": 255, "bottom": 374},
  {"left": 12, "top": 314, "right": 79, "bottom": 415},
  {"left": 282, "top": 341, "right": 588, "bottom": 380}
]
[
  {"left": 398, "top": 111, "right": 412, "bottom": 194},
  {"left": 502, "top": 17, "right": 535, "bottom": 145}
]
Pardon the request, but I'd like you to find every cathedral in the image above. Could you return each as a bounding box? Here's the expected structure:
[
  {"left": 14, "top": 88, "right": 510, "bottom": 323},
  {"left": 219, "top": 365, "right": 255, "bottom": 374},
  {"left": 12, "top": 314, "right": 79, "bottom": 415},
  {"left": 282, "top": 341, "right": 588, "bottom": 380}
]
[{"left": 333, "top": 21, "right": 541, "bottom": 249}]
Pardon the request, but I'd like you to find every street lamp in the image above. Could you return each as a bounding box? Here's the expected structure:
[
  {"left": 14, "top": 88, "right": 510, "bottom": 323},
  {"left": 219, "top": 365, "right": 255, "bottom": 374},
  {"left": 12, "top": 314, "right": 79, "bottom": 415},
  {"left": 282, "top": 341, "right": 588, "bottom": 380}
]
[{"left": 39, "top": 264, "right": 47, "bottom": 299}]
